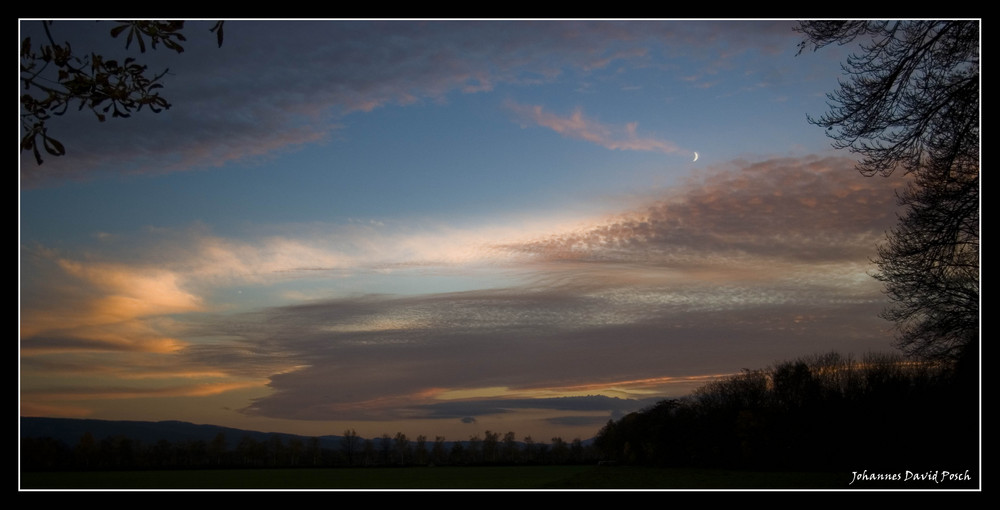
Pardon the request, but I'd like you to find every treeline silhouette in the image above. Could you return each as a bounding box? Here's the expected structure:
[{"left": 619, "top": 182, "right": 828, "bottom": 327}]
[
  {"left": 593, "top": 351, "right": 978, "bottom": 472},
  {"left": 22, "top": 351, "right": 978, "bottom": 474},
  {"left": 21, "top": 428, "right": 598, "bottom": 471}
]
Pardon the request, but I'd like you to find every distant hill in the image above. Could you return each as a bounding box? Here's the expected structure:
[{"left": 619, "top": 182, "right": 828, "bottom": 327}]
[
  {"left": 21, "top": 417, "right": 604, "bottom": 471},
  {"left": 20, "top": 417, "right": 345, "bottom": 451},
  {"left": 21, "top": 416, "right": 596, "bottom": 455}
]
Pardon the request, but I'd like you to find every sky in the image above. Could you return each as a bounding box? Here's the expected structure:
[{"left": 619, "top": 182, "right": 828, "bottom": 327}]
[{"left": 19, "top": 20, "right": 911, "bottom": 442}]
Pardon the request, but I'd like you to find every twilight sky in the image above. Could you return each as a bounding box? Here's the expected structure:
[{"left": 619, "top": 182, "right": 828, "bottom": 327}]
[{"left": 20, "top": 20, "right": 909, "bottom": 441}]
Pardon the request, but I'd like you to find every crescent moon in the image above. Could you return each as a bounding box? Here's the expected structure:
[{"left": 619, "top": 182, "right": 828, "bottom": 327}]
[{"left": 692, "top": 151, "right": 699, "bottom": 162}]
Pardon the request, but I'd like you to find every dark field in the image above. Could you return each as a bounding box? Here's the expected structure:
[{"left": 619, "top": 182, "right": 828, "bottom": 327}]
[{"left": 20, "top": 466, "right": 869, "bottom": 490}]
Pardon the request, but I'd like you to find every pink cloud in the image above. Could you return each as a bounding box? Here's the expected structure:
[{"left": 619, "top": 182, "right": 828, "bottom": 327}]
[
  {"left": 494, "top": 155, "right": 907, "bottom": 267},
  {"left": 506, "top": 101, "right": 684, "bottom": 155}
]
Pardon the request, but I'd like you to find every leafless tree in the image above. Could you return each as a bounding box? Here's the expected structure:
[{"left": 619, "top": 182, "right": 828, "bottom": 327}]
[{"left": 798, "top": 21, "right": 979, "bottom": 364}]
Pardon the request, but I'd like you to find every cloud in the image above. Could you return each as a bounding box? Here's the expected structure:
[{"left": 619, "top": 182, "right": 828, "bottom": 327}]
[
  {"left": 506, "top": 101, "right": 684, "bottom": 154},
  {"left": 545, "top": 415, "right": 615, "bottom": 428},
  {"left": 19, "top": 253, "right": 202, "bottom": 355},
  {"left": 188, "top": 156, "right": 901, "bottom": 423},
  {"left": 22, "top": 380, "right": 263, "bottom": 402},
  {"left": 21, "top": 20, "right": 652, "bottom": 185},
  {"left": 417, "top": 395, "right": 652, "bottom": 419},
  {"left": 189, "top": 283, "right": 892, "bottom": 423},
  {"left": 495, "top": 156, "right": 904, "bottom": 267},
  {"left": 21, "top": 155, "right": 905, "bottom": 426},
  {"left": 20, "top": 20, "right": 807, "bottom": 187}
]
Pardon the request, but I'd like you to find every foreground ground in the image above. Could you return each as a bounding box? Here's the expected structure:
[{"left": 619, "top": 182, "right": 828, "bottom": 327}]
[{"left": 23, "top": 465, "right": 975, "bottom": 490}]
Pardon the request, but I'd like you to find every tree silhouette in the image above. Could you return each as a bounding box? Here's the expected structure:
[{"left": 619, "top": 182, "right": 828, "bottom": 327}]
[
  {"left": 590, "top": 351, "right": 971, "bottom": 471},
  {"left": 74, "top": 432, "right": 97, "bottom": 468},
  {"left": 522, "top": 435, "right": 535, "bottom": 463},
  {"left": 467, "top": 433, "right": 482, "bottom": 463},
  {"left": 20, "top": 20, "right": 224, "bottom": 164},
  {"left": 549, "top": 437, "right": 568, "bottom": 464},
  {"left": 393, "top": 432, "right": 409, "bottom": 465},
  {"left": 362, "top": 439, "right": 376, "bottom": 466},
  {"left": 287, "top": 436, "right": 304, "bottom": 466},
  {"left": 874, "top": 167, "right": 978, "bottom": 363},
  {"left": 502, "top": 431, "right": 518, "bottom": 463},
  {"left": 797, "top": 21, "right": 979, "bottom": 364},
  {"left": 482, "top": 430, "right": 499, "bottom": 463},
  {"left": 414, "top": 435, "right": 428, "bottom": 465},
  {"left": 210, "top": 432, "right": 227, "bottom": 465},
  {"left": 341, "top": 428, "right": 360, "bottom": 466},
  {"left": 308, "top": 436, "right": 322, "bottom": 466},
  {"left": 378, "top": 433, "right": 392, "bottom": 465},
  {"left": 431, "top": 436, "right": 447, "bottom": 465}
]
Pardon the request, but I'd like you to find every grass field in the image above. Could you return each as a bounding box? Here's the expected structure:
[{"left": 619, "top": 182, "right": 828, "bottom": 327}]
[{"left": 20, "top": 465, "right": 859, "bottom": 490}]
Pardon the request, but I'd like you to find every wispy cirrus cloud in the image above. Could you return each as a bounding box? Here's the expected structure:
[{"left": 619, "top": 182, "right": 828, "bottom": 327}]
[
  {"left": 506, "top": 101, "right": 686, "bottom": 155},
  {"left": 20, "top": 20, "right": 808, "bottom": 187},
  {"left": 22, "top": 380, "right": 264, "bottom": 402},
  {"left": 22, "top": 21, "right": 667, "bottom": 186}
]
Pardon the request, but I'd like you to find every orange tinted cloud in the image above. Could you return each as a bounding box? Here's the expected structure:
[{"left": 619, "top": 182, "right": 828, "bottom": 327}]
[
  {"left": 21, "top": 257, "right": 202, "bottom": 354},
  {"left": 20, "top": 401, "right": 93, "bottom": 418},
  {"left": 22, "top": 380, "right": 265, "bottom": 402}
]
